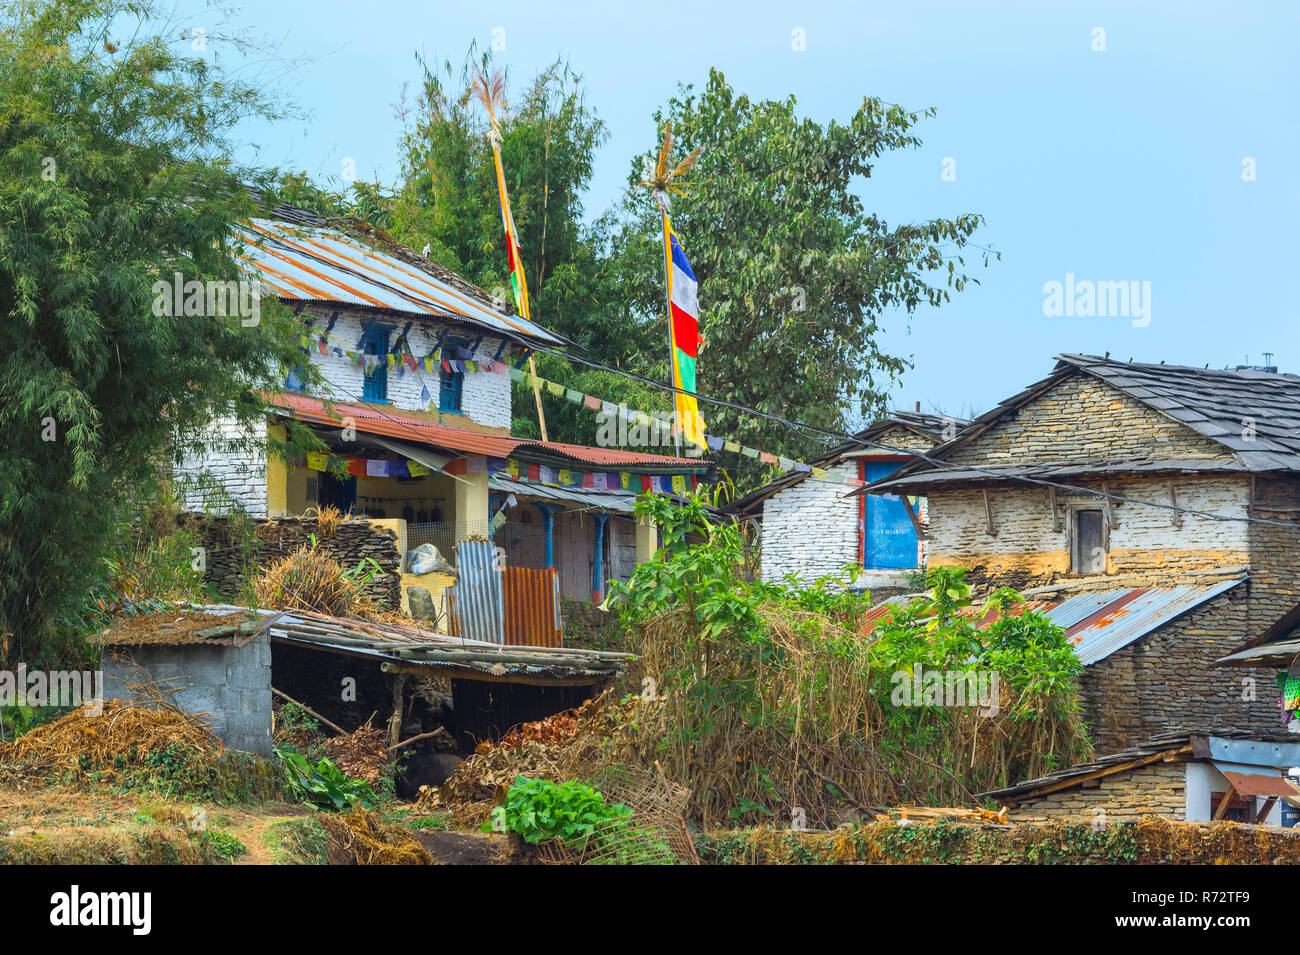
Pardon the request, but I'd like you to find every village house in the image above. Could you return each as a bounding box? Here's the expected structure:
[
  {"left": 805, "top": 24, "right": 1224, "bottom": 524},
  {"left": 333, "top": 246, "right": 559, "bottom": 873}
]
[
  {"left": 981, "top": 730, "right": 1300, "bottom": 827},
  {"left": 174, "top": 202, "right": 709, "bottom": 628},
  {"left": 856, "top": 354, "right": 1300, "bottom": 752},
  {"left": 724, "top": 409, "right": 963, "bottom": 592}
]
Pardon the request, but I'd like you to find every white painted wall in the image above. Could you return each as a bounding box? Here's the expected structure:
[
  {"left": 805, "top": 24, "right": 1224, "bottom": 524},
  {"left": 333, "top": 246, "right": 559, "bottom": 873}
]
[
  {"left": 173, "top": 415, "right": 268, "bottom": 517},
  {"left": 307, "top": 309, "right": 513, "bottom": 430},
  {"left": 760, "top": 461, "right": 860, "bottom": 584},
  {"left": 1185, "top": 762, "right": 1283, "bottom": 825}
]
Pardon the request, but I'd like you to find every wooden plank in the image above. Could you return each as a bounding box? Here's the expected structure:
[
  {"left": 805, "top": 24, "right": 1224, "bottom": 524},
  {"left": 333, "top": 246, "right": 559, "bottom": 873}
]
[{"left": 900, "top": 495, "right": 927, "bottom": 541}]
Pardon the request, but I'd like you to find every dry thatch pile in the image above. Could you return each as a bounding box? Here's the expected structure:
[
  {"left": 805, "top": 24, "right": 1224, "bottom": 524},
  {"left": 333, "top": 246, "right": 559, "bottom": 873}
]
[
  {"left": 254, "top": 544, "right": 365, "bottom": 617},
  {"left": 318, "top": 809, "right": 433, "bottom": 865},
  {"left": 0, "top": 699, "right": 220, "bottom": 773}
]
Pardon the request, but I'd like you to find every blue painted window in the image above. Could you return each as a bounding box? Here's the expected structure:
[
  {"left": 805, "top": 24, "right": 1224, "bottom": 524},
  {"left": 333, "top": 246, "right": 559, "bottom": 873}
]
[
  {"left": 361, "top": 325, "right": 390, "bottom": 402},
  {"left": 862, "top": 460, "right": 919, "bottom": 570},
  {"left": 439, "top": 341, "right": 464, "bottom": 413}
]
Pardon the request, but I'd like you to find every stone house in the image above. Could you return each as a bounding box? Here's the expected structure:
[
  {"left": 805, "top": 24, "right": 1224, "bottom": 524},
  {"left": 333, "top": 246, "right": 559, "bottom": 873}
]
[
  {"left": 724, "top": 410, "right": 964, "bottom": 592},
  {"left": 174, "top": 203, "right": 708, "bottom": 617},
  {"left": 982, "top": 731, "right": 1300, "bottom": 827},
  {"left": 858, "top": 354, "right": 1300, "bottom": 751}
]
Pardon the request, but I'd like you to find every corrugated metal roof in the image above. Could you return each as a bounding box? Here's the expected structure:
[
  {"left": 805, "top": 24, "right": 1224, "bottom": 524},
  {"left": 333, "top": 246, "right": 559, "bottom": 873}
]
[
  {"left": 271, "top": 391, "right": 707, "bottom": 470},
  {"left": 490, "top": 475, "right": 638, "bottom": 514},
  {"left": 861, "top": 576, "right": 1247, "bottom": 666},
  {"left": 240, "top": 218, "right": 565, "bottom": 346},
  {"left": 1059, "top": 576, "right": 1246, "bottom": 665}
]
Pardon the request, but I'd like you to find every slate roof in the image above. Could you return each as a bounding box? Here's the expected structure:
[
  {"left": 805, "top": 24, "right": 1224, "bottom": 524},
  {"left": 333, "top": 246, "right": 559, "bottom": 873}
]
[
  {"left": 980, "top": 728, "right": 1300, "bottom": 803},
  {"left": 861, "top": 354, "right": 1300, "bottom": 494},
  {"left": 720, "top": 411, "right": 967, "bottom": 516}
]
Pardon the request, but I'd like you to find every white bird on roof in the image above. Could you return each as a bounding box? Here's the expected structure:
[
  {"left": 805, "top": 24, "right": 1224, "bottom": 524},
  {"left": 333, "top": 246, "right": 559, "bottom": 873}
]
[{"left": 421, "top": 243, "right": 430, "bottom": 258}]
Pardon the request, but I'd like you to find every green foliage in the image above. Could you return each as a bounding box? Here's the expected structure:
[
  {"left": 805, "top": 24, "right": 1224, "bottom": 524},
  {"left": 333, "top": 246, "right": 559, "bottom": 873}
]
[
  {"left": 484, "top": 775, "right": 632, "bottom": 845},
  {"left": 604, "top": 493, "right": 1091, "bottom": 823},
  {"left": 199, "top": 828, "right": 247, "bottom": 863},
  {"left": 0, "top": 0, "right": 321, "bottom": 661},
  {"left": 600, "top": 68, "right": 997, "bottom": 472},
  {"left": 277, "top": 746, "right": 379, "bottom": 811}
]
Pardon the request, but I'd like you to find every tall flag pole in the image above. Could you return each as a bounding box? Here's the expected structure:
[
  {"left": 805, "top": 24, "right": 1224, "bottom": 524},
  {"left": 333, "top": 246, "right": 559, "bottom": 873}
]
[
  {"left": 640, "top": 124, "right": 706, "bottom": 453},
  {"left": 473, "top": 69, "right": 549, "bottom": 442}
]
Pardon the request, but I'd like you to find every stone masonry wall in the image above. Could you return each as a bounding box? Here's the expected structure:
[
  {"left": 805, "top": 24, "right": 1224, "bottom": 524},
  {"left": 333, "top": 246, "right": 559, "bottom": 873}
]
[
  {"left": 926, "top": 475, "right": 1252, "bottom": 594},
  {"left": 101, "top": 632, "right": 273, "bottom": 755},
  {"left": 760, "top": 460, "right": 860, "bottom": 583},
  {"left": 177, "top": 512, "right": 402, "bottom": 609},
  {"left": 173, "top": 415, "right": 268, "bottom": 518},
  {"left": 1079, "top": 586, "right": 1280, "bottom": 752},
  {"left": 1003, "top": 761, "right": 1186, "bottom": 824},
  {"left": 945, "top": 373, "right": 1234, "bottom": 467}
]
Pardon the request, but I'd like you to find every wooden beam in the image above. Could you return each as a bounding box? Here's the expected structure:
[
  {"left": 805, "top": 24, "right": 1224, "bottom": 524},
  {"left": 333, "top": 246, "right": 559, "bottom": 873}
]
[
  {"left": 982, "top": 488, "right": 996, "bottom": 537},
  {"left": 1101, "top": 482, "right": 1116, "bottom": 529},
  {"left": 1170, "top": 482, "right": 1182, "bottom": 527},
  {"left": 900, "top": 495, "right": 927, "bottom": 541},
  {"left": 1049, "top": 486, "right": 1062, "bottom": 533},
  {"left": 1255, "top": 795, "right": 1279, "bottom": 824}
]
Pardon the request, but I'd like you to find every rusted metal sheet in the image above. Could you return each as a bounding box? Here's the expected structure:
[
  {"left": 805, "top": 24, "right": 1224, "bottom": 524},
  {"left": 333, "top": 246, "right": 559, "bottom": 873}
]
[
  {"left": 241, "top": 219, "right": 565, "bottom": 346},
  {"left": 1215, "top": 766, "right": 1300, "bottom": 798},
  {"left": 861, "top": 576, "right": 1247, "bottom": 666},
  {"left": 503, "top": 566, "right": 563, "bottom": 647},
  {"left": 450, "top": 540, "right": 505, "bottom": 644},
  {"left": 1061, "top": 577, "right": 1246, "bottom": 666}
]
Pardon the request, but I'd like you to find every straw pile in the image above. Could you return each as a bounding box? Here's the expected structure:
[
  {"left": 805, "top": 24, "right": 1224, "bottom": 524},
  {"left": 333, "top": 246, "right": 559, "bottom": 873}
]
[
  {"left": 318, "top": 809, "right": 434, "bottom": 865},
  {"left": 254, "top": 544, "right": 365, "bottom": 617},
  {"left": 0, "top": 699, "right": 220, "bottom": 773}
]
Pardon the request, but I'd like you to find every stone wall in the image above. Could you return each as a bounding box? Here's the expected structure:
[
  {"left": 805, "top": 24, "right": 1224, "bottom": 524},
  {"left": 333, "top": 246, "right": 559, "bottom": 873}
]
[
  {"left": 945, "top": 372, "right": 1235, "bottom": 467},
  {"left": 177, "top": 512, "right": 402, "bottom": 609},
  {"left": 101, "top": 633, "right": 273, "bottom": 755},
  {"left": 760, "top": 460, "right": 861, "bottom": 584},
  {"left": 1003, "top": 761, "right": 1187, "bottom": 825},
  {"left": 302, "top": 306, "right": 513, "bottom": 431},
  {"left": 173, "top": 415, "right": 268, "bottom": 518},
  {"left": 925, "top": 475, "right": 1252, "bottom": 595}
]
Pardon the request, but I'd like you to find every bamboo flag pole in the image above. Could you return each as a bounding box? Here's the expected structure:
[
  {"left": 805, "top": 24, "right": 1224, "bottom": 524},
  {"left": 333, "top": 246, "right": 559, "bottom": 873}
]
[
  {"left": 639, "top": 123, "right": 703, "bottom": 458},
  {"left": 475, "top": 69, "right": 549, "bottom": 442}
]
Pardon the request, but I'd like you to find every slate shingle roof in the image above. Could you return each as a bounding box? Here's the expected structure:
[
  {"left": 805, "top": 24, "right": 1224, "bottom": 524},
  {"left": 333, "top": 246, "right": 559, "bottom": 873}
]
[{"left": 863, "top": 355, "right": 1300, "bottom": 494}]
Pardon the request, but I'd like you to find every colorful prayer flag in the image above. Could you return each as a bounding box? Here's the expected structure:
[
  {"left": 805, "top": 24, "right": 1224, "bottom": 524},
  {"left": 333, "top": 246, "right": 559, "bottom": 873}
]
[{"left": 665, "top": 223, "right": 707, "bottom": 449}]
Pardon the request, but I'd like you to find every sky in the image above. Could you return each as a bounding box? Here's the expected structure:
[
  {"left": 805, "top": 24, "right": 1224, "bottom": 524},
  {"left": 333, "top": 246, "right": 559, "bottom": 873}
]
[{"left": 194, "top": 0, "right": 1297, "bottom": 421}]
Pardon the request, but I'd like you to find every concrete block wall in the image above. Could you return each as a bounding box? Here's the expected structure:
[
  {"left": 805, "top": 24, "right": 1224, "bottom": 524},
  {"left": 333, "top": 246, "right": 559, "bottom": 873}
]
[
  {"left": 101, "top": 632, "right": 273, "bottom": 756},
  {"left": 304, "top": 307, "right": 513, "bottom": 430},
  {"left": 760, "top": 460, "right": 861, "bottom": 584}
]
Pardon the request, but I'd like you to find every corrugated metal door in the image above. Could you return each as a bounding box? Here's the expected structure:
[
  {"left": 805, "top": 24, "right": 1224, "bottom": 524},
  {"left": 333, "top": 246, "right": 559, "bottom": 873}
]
[
  {"left": 449, "top": 539, "right": 505, "bottom": 643},
  {"left": 503, "top": 566, "right": 562, "bottom": 647}
]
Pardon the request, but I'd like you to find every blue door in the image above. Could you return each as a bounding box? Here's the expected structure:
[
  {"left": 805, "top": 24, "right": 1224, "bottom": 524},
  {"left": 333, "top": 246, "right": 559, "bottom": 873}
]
[{"left": 862, "top": 460, "right": 918, "bottom": 570}]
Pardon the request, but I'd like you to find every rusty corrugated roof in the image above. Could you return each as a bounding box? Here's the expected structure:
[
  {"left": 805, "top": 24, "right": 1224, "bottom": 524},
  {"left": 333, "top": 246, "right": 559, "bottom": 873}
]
[
  {"left": 861, "top": 576, "right": 1247, "bottom": 666},
  {"left": 239, "top": 218, "right": 566, "bottom": 347},
  {"left": 270, "top": 392, "right": 707, "bottom": 470}
]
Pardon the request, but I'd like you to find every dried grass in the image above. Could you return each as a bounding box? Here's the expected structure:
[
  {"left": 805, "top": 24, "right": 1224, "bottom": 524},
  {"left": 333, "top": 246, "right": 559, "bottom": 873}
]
[
  {"left": 321, "top": 724, "right": 389, "bottom": 787},
  {"left": 318, "top": 809, "right": 434, "bottom": 865},
  {"left": 254, "top": 544, "right": 364, "bottom": 617},
  {"left": 0, "top": 699, "right": 220, "bottom": 772}
]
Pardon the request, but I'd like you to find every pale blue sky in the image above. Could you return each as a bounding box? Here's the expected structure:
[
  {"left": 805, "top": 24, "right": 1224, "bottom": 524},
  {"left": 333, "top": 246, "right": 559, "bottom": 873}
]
[{"left": 202, "top": 0, "right": 1297, "bottom": 421}]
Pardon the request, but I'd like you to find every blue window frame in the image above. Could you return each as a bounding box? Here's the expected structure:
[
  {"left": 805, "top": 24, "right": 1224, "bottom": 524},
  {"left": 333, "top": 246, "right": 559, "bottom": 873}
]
[
  {"left": 361, "top": 324, "right": 390, "bottom": 402},
  {"left": 439, "top": 340, "right": 465, "bottom": 413}
]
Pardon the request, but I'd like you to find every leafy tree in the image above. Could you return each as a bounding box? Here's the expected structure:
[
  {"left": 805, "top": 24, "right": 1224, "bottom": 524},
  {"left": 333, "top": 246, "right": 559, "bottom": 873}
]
[
  {"left": 603, "top": 68, "right": 997, "bottom": 472},
  {"left": 0, "top": 0, "right": 311, "bottom": 661}
]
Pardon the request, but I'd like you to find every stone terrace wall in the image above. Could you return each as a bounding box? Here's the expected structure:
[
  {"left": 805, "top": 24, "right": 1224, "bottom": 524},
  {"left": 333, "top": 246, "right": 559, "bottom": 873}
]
[{"left": 177, "top": 512, "right": 401, "bottom": 610}]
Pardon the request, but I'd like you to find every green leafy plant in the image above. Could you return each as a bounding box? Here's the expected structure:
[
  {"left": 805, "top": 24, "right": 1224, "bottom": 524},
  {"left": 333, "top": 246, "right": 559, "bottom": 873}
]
[
  {"left": 484, "top": 775, "right": 632, "bottom": 845},
  {"left": 277, "top": 747, "right": 378, "bottom": 811}
]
